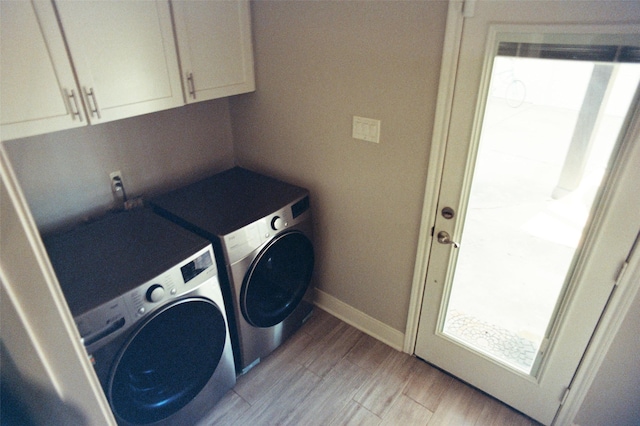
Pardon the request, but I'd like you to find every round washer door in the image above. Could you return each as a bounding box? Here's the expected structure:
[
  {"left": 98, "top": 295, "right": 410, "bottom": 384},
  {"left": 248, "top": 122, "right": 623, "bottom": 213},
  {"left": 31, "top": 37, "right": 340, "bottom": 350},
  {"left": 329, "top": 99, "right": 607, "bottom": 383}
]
[
  {"left": 241, "top": 231, "right": 314, "bottom": 328},
  {"left": 109, "top": 298, "right": 226, "bottom": 425}
]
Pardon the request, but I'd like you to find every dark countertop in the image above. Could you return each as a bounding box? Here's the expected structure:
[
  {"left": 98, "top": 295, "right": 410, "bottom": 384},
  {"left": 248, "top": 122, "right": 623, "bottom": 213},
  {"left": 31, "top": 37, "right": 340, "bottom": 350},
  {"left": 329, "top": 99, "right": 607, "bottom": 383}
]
[
  {"left": 150, "top": 167, "right": 308, "bottom": 237},
  {"left": 43, "top": 209, "right": 209, "bottom": 316}
]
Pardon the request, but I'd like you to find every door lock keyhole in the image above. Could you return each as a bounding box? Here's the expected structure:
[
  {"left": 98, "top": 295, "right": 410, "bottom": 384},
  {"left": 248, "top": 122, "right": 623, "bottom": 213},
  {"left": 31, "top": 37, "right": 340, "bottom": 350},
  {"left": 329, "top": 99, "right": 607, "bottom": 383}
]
[{"left": 441, "top": 207, "right": 455, "bottom": 219}]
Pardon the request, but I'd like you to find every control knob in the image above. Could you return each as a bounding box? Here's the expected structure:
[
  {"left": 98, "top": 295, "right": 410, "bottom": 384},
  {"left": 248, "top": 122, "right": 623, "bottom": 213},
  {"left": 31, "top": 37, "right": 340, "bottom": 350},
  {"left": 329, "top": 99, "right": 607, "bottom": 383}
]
[
  {"left": 271, "top": 216, "right": 287, "bottom": 231},
  {"left": 146, "top": 284, "right": 165, "bottom": 303}
]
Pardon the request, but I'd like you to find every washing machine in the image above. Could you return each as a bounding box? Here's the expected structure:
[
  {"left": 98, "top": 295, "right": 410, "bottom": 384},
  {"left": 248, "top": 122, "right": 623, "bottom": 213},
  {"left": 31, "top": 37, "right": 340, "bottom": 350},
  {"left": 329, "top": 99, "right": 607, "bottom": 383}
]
[
  {"left": 43, "top": 209, "right": 236, "bottom": 425},
  {"left": 150, "top": 167, "right": 315, "bottom": 373}
]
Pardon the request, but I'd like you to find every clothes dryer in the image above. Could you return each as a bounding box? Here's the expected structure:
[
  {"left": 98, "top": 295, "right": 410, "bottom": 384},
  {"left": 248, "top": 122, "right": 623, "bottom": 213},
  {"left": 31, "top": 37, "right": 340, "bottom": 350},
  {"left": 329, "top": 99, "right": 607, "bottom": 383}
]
[
  {"left": 151, "top": 167, "right": 315, "bottom": 373},
  {"left": 44, "top": 210, "right": 235, "bottom": 425}
]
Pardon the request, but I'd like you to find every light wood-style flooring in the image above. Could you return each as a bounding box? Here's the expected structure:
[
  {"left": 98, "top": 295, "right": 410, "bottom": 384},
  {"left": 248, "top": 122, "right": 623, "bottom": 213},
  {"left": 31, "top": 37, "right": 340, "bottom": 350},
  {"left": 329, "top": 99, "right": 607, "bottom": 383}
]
[{"left": 203, "top": 308, "right": 541, "bottom": 425}]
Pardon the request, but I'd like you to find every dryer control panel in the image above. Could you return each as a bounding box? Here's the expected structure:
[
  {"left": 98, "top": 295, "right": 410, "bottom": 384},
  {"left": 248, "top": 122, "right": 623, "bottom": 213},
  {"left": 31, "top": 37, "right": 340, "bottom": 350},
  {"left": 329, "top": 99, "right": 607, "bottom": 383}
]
[
  {"left": 76, "top": 245, "right": 219, "bottom": 350},
  {"left": 222, "top": 195, "right": 311, "bottom": 265}
]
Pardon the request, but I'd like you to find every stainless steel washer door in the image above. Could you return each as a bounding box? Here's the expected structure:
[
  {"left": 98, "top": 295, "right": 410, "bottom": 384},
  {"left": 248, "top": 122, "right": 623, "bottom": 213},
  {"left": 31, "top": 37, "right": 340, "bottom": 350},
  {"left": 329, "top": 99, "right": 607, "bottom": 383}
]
[
  {"left": 241, "top": 231, "right": 314, "bottom": 328},
  {"left": 109, "top": 298, "right": 226, "bottom": 424}
]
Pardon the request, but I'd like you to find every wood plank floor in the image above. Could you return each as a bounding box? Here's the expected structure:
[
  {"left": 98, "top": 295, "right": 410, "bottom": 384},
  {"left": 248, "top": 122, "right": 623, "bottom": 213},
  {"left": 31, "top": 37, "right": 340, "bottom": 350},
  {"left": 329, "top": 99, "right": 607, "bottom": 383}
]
[{"left": 202, "top": 308, "right": 541, "bottom": 425}]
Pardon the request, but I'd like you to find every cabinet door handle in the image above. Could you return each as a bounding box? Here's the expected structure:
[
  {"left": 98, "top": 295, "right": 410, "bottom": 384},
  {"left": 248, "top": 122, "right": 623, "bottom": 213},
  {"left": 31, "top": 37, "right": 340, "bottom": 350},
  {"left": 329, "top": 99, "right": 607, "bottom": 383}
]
[
  {"left": 84, "top": 87, "right": 101, "bottom": 119},
  {"left": 67, "top": 89, "right": 83, "bottom": 122},
  {"left": 187, "top": 72, "right": 196, "bottom": 99}
]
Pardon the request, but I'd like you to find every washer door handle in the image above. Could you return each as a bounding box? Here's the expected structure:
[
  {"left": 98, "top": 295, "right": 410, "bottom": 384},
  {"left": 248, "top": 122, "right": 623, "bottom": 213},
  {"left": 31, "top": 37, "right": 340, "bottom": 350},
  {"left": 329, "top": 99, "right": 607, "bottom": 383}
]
[{"left": 81, "top": 317, "right": 125, "bottom": 347}]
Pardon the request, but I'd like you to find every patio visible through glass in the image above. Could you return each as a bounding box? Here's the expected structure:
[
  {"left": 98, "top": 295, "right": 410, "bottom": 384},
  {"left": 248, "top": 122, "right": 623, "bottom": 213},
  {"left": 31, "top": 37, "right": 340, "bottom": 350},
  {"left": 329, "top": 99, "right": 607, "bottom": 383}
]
[{"left": 442, "top": 53, "right": 640, "bottom": 373}]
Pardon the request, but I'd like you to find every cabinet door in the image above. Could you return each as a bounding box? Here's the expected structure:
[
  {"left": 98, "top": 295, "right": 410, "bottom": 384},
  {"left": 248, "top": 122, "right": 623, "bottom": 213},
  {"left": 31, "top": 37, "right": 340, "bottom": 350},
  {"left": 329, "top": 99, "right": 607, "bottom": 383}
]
[
  {"left": 172, "top": 0, "right": 255, "bottom": 103},
  {"left": 1, "top": 1, "right": 86, "bottom": 141},
  {"left": 55, "top": 0, "right": 183, "bottom": 124}
]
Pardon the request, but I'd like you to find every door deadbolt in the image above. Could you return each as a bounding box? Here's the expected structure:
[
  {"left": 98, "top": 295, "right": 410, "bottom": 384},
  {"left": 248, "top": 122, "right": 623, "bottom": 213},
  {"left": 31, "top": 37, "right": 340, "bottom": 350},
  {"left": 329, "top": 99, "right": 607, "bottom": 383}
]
[
  {"left": 437, "top": 231, "right": 460, "bottom": 248},
  {"left": 441, "top": 207, "right": 455, "bottom": 219}
]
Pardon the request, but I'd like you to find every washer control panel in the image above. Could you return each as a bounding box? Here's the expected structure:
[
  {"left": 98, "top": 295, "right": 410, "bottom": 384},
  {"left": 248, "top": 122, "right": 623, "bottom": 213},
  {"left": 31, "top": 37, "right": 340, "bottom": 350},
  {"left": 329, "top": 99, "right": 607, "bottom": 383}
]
[
  {"left": 271, "top": 216, "right": 287, "bottom": 231},
  {"left": 76, "top": 245, "right": 218, "bottom": 350},
  {"left": 223, "top": 195, "right": 311, "bottom": 265},
  {"left": 146, "top": 284, "right": 165, "bottom": 303}
]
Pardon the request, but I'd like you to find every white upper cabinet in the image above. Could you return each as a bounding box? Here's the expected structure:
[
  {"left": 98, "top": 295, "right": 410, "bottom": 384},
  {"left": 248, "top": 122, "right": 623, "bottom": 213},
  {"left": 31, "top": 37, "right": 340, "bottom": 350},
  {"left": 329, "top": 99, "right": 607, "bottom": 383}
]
[
  {"left": 1, "top": 0, "right": 255, "bottom": 141},
  {"left": 1, "top": 1, "right": 86, "bottom": 141},
  {"left": 55, "top": 0, "right": 183, "bottom": 124},
  {"left": 172, "top": 0, "right": 255, "bottom": 103}
]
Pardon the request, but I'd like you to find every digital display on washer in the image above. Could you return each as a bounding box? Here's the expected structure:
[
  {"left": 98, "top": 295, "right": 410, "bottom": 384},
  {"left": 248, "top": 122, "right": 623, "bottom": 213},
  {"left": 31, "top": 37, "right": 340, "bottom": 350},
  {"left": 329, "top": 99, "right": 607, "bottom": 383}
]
[
  {"left": 181, "top": 251, "right": 213, "bottom": 283},
  {"left": 291, "top": 196, "right": 310, "bottom": 219}
]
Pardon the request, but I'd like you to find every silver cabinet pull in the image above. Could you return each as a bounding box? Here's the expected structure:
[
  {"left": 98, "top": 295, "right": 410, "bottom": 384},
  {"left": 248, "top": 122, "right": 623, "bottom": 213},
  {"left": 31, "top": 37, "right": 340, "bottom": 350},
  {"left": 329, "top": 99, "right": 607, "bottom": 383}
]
[
  {"left": 187, "top": 72, "right": 196, "bottom": 99},
  {"left": 84, "top": 87, "right": 101, "bottom": 119},
  {"left": 67, "top": 89, "right": 82, "bottom": 122}
]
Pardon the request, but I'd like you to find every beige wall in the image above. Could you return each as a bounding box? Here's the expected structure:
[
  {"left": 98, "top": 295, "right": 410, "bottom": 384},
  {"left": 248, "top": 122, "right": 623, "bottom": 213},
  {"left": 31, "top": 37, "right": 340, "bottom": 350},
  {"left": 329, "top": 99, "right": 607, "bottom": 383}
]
[
  {"left": 230, "top": 0, "right": 447, "bottom": 332},
  {"left": 2, "top": 0, "right": 447, "bottom": 340},
  {"left": 3, "top": 99, "right": 235, "bottom": 234}
]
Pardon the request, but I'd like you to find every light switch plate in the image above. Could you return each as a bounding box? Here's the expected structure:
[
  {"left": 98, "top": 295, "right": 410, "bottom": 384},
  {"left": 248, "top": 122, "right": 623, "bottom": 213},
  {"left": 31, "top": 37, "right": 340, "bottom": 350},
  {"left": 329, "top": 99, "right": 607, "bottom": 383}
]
[{"left": 352, "top": 116, "right": 380, "bottom": 143}]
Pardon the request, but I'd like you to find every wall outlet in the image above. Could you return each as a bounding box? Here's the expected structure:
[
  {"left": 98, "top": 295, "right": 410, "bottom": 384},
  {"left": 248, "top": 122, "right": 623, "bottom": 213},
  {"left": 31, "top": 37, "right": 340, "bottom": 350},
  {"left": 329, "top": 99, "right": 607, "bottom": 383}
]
[
  {"left": 109, "top": 170, "right": 123, "bottom": 194},
  {"left": 352, "top": 116, "right": 381, "bottom": 143}
]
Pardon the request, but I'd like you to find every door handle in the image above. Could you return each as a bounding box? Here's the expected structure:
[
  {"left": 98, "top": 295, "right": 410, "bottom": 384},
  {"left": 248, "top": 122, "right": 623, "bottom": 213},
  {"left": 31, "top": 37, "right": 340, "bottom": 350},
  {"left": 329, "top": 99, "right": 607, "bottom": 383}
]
[
  {"left": 66, "top": 89, "right": 83, "bottom": 122},
  {"left": 84, "top": 87, "right": 101, "bottom": 119},
  {"left": 187, "top": 72, "right": 196, "bottom": 99},
  {"left": 437, "top": 231, "right": 460, "bottom": 248}
]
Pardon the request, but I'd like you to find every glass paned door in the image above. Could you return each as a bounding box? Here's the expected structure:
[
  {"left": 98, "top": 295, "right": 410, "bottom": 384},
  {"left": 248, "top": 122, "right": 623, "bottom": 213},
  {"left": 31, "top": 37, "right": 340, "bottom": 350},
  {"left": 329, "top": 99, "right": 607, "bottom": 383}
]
[
  {"left": 443, "top": 53, "right": 640, "bottom": 374},
  {"left": 413, "top": 3, "right": 640, "bottom": 422}
]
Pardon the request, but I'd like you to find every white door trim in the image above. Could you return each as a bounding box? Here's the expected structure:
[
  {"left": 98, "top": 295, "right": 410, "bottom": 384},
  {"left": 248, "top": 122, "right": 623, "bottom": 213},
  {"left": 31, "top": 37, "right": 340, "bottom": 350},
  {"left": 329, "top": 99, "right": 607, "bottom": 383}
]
[
  {"left": 404, "top": 0, "right": 466, "bottom": 354},
  {"left": 405, "top": 1, "right": 640, "bottom": 424},
  {"left": 0, "top": 144, "right": 115, "bottom": 424}
]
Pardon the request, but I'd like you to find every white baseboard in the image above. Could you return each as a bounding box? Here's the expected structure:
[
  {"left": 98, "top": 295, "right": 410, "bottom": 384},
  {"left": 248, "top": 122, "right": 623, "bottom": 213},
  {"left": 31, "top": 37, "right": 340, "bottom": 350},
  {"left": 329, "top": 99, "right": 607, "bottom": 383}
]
[{"left": 313, "top": 288, "right": 405, "bottom": 352}]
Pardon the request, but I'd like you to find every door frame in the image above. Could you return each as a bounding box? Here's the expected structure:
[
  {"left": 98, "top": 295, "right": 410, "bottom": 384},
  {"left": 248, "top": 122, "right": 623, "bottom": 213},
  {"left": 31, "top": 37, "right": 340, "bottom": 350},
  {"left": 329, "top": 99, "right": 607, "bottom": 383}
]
[
  {"left": 1, "top": 143, "right": 116, "bottom": 424},
  {"left": 404, "top": 1, "right": 640, "bottom": 423}
]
